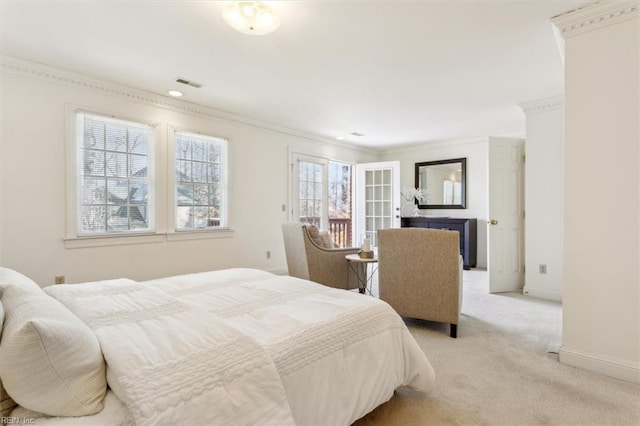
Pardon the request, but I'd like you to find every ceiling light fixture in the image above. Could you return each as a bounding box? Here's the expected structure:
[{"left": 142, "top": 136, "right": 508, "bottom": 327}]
[
  {"left": 222, "top": 1, "right": 280, "bottom": 35},
  {"left": 168, "top": 90, "right": 183, "bottom": 97}
]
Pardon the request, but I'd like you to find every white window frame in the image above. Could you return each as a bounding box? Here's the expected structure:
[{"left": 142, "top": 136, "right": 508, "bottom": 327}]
[
  {"left": 166, "top": 126, "right": 231, "bottom": 240},
  {"left": 65, "top": 106, "right": 164, "bottom": 248},
  {"left": 64, "top": 107, "right": 234, "bottom": 248}
]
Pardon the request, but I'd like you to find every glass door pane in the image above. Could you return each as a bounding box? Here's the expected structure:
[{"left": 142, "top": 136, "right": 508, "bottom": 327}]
[
  {"left": 355, "top": 161, "right": 400, "bottom": 249},
  {"left": 327, "top": 161, "right": 353, "bottom": 247},
  {"left": 298, "top": 160, "right": 324, "bottom": 228}
]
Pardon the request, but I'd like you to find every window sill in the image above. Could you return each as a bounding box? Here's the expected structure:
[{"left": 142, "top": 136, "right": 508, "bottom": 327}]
[
  {"left": 64, "top": 233, "right": 165, "bottom": 249},
  {"left": 64, "top": 228, "right": 234, "bottom": 248},
  {"left": 166, "top": 228, "right": 234, "bottom": 242}
]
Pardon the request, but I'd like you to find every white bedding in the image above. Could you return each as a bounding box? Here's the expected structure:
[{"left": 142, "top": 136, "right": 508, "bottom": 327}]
[{"left": 15, "top": 269, "right": 434, "bottom": 425}]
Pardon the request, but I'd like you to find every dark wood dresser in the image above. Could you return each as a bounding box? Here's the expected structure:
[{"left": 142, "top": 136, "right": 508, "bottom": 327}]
[{"left": 401, "top": 217, "right": 477, "bottom": 270}]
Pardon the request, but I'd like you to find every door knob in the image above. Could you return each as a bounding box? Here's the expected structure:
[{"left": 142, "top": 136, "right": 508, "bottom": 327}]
[{"left": 489, "top": 219, "right": 498, "bottom": 225}]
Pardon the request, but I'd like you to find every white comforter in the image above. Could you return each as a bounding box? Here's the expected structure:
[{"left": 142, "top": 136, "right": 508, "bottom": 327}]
[{"left": 40, "top": 269, "right": 434, "bottom": 425}]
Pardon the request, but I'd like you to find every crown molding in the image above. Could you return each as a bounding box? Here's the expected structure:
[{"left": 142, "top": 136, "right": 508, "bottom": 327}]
[
  {"left": 383, "top": 137, "right": 490, "bottom": 156},
  {"left": 552, "top": 1, "right": 639, "bottom": 39},
  {"left": 519, "top": 95, "right": 564, "bottom": 115},
  {"left": 0, "top": 55, "right": 378, "bottom": 155}
]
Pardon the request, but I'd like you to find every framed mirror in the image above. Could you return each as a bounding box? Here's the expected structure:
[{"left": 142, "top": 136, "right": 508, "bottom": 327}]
[{"left": 415, "top": 158, "right": 466, "bottom": 209}]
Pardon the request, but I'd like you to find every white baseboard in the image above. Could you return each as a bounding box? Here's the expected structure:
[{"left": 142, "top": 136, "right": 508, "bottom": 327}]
[
  {"left": 559, "top": 347, "right": 640, "bottom": 384},
  {"left": 523, "top": 286, "right": 562, "bottom": 302}
]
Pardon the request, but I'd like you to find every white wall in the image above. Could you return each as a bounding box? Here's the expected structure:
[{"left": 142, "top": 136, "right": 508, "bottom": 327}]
[
  {"left": 381, "top": 139, "right": 489, "bottom": 268},
  {"left": 555, "top": 5, "right": 639, "bottom": 383},
  {"left": 520, "top": 97, "right": 564, "bottom": 302},
  {"left": 0, "top": 58, "right": 378, "bottom": 286}
]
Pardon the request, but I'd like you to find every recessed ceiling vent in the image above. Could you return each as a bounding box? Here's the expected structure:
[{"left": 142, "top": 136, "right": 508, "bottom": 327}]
[
  {"left": 175, "top": 77, "right": 202, "bottom": 88},
  {"left": 350, "top": 132, "right": 365, "bottom": 137}
]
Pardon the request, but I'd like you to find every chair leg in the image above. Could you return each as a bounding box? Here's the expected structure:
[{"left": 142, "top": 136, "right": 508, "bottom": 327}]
[{"left": 450, "top": 324, "right": 457, "bottom": 338}]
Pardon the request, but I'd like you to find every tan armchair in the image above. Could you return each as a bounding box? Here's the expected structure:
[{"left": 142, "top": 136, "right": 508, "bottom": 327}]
[
  {"left": 282, "top": 222, "right": 360, "bottom": 290},
  {"left": 378, "top": 228, "right": 463, "bottom": 338}
]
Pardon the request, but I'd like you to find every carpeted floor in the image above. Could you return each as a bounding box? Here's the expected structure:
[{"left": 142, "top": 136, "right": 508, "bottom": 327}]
[{"left": 354, "top": 270, "right": 640, "bottom": 425}]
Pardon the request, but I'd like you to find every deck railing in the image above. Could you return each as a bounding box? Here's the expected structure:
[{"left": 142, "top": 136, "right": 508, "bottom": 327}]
[
  {"left": 329, "top": 218, "right": 352, "bottom": 248},
  {"left": 299, "top": 217, "right": 353, "bottom": 248}
]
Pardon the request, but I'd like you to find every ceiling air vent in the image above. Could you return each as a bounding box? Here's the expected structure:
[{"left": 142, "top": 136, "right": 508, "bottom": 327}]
[{"left": 175, "top": 77, "right": 202, "bottom": 88}]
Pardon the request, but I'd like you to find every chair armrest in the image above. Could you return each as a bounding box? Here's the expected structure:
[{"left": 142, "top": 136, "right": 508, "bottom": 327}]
[{"left": 306, "top": 245, "right": 360, "bottom": 290}]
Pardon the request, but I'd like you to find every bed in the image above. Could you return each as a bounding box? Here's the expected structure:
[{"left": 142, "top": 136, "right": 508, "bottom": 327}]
[{"left": 0, "top": 267, "right": 435, "bottom": 425}]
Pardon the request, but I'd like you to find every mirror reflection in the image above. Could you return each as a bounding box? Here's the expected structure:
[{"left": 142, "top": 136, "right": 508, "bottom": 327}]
[{"left": 415, "top": 158, "right": 466, "bottom": 209}]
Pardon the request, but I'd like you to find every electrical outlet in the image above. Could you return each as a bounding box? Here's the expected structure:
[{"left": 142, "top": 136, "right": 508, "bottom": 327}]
[
  {"left": 55, "top": 275, "right": 66, "bottom": 284},
  {"left": 539, "top": 264, "right": 547, "bottom": 274},
  {"left": 266, "top": 251, "right": 271, "bottom": 259}
]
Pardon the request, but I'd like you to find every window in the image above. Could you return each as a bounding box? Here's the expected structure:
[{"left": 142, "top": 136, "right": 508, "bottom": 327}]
[
  {"left": 297, "top": 159, "right": 325, "bottom": 228},
  {"left": 174, "top": 131, "right": 227, "bottom": 230},
  {"left": 68, "top": 109, "right": 232, "bottom": 247},
  {"left": 76, "top": 112, "right": 153, "bottom": 235}
]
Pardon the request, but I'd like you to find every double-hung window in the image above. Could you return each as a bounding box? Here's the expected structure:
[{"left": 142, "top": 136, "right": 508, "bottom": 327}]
[
  {"left": 70, "top": 111, "right": 230, "bottom": 245},
  {"left": 174, "top": 131, "right": 228, "bottom": 230},
  {"left": 76, "top": 112, "right": 153, "bottom": 235}
]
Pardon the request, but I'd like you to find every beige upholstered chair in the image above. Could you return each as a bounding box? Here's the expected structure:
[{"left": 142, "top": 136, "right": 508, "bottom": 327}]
[
  {"left": 282, "top": 222, "right": 360, "bottom": 290},
  {"left": 378, "top": 228, "right": 463, "bottom": 338}
]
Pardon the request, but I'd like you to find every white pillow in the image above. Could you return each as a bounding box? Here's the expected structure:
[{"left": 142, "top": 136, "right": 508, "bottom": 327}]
[
  {"left": 0, "top": 301, "right": 15, "bottom": 417},
  {"left": 0, "top": 267, "right": 40, "bottom": 416},
  {"left": 0, "top": 267, "right": 42, "bottom": 296},
  {"left": 0, "top": 285, "right": 107, "bottom": 416},
  {"left": 319, "top": 231, "right": 336, "bottom": 248}
]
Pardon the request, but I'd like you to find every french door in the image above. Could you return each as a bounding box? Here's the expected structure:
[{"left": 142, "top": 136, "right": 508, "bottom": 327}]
[
  {"left": 291, "top": 154, "right": 354, "bottom": 247},
  {"left": 355, "top": 161, "right": 401, "bottom": 248},
  {"left": 291, "top": 154, "right": 329, "bottom": 230}
]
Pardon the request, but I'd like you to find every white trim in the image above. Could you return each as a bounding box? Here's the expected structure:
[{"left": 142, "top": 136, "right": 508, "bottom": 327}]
[
  {"left": 383, "top": 137, "right": 489, "bottom": 156},
  {"left": 64, "top": 229, "right": 234, "bottom": 247},
  {"left": 522, "top": 286, "right": 562, "bottom": 302},
  {"left": 559, "top": 346, "right": 640, "bottom": 384},
  {"left": 1, "top": 55, "right": 377, "bottom": 156},
  {"left": 552, "top": 1, "right": 640, "bottom": 39},
  {"left": 519, "top": 95, "right": 564, "bottom": 115},
  {"left": 165, "top": 229, "right": 234, "bottom": 241},
  {"left": 64, "top": 233, "right": 165, "bottom": 249}
]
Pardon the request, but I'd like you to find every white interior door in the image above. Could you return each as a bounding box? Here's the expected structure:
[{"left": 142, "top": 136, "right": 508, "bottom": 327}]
[
  {"left": 355, "top": 161, "right": 401, "bottom": 248},
  {"left": 488, "top": 138, "right": 525, "bottom": 293}
]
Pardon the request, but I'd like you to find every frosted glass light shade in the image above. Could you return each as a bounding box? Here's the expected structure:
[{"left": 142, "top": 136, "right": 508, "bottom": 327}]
[{"left": 222, "top": 1, "right": 280, "bottom": 35}]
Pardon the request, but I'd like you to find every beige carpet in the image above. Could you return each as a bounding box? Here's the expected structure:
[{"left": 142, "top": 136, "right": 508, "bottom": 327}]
[{"left": 354, "top": 270, "right": 640, "bottom": 425}]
